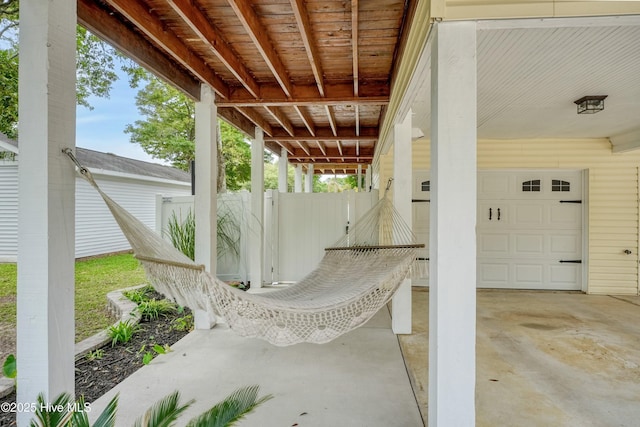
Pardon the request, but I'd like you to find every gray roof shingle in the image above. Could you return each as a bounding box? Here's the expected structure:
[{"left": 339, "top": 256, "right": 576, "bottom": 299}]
[{"left": 0, "top": 133, "right": 190, "bottom": 183}]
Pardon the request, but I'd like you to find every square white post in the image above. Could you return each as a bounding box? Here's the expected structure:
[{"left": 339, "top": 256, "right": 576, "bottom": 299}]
[
  {"left": 357, "top": 164, "right": 363, "bottom": 191},
  {"left": 429, "top": 21, "right": 477, "bottom": 427},
  {"left": 305, "top": 164, "right": 314, "bottom": 193},
  {"left": 278, "top": 147, "right": 288, "bottom": 192},
  {"left": 194, "top": 84, "right": 217, "bottom": 329},
  {"left": 17, "top": 0, "right": 77, "bottom": 422},
  {"left": 392, "top": 111, "right": 412, "bottom": 334},
  {"left": 294, "top": 164, "right": 303, "bottom": 193},
  {"left": 250, "top": 127, "right": 265, "bottom": 288},
  {"left": 365, "top": 166, "right": 372, "bottom": 191}
]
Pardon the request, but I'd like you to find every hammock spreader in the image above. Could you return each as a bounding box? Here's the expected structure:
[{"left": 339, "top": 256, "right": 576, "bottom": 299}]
[{"left": 64, "top": 148, "right": 425, "bottom": 346}]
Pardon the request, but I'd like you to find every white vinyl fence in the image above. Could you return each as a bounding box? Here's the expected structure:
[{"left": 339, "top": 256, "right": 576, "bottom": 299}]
[{"left": 158, "top": 189, "right": 379, "bottom": 284}]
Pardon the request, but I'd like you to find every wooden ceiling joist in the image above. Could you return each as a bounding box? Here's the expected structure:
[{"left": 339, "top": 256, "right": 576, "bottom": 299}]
[
  {"left": 167, "top": 0, "right": 260, "bottom": 98},
  {"left": 77, "top": 0, "right": 201, "bottom": 100},
  {"left": 227, "top": 0, "right": 294, "bottom": 98},
  {"left": 265, "top": 126, "right": 378, "bottom": 141},
  {"left": 104, "top": 0, "right": 229, "bottom": 99}
]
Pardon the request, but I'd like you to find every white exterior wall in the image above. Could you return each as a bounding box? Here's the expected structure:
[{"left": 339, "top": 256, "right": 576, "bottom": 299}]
[
  {"left": 0, "top": 162, "right": 18, "bottom": 260},
  {"left": 0, "top": 164, "right": 190, "bottom": 261}
]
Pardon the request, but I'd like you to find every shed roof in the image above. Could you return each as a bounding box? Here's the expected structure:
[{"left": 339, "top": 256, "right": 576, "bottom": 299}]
[{"left": 0, "top": 132, "right": 190, "bottom": 183}]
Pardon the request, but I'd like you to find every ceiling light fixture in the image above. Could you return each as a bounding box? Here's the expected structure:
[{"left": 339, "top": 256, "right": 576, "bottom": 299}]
[{"left": 574, "top": 95, "right": 607, "bottom": 114}]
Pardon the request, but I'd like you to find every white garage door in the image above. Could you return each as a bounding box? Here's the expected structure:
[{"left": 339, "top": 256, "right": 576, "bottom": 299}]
[{"left": 412, "top": 170, "right": 583, "bottom": 290}]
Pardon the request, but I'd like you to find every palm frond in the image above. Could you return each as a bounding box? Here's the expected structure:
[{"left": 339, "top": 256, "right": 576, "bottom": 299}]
[
  {"left": 89, "top": 393, "right": 119, "bottom": 427},
  {"left": 185, "top": 385, "right": 273, "bottom": 427},
  {"left": 29, "top": 393, "right": 74, "bottom": 427},
  {"left": 133, "top": 390, "right": 194, "bottom": 427}
]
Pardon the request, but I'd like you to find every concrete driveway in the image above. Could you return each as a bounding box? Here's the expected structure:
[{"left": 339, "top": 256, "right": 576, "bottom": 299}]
[{"left": 399, "top": 288, "right": 640, "bottom": 426}]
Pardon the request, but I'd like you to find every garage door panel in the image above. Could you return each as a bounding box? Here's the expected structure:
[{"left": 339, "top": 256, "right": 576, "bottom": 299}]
[
  {"left": 514, "top": 234, "right": 544, "bottom": 254},
  {"left": 479, "top": 233, "right": 510, "bottom": 256},
  {"left": 550, "top": 234, "right": 581, "bottom": 255},
  {"left": 414, "top": 169, "right": 583, "bottom": 290}
]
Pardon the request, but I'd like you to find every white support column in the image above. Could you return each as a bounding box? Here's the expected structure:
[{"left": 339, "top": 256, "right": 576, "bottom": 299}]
[
  {"left": 429, "top": 21, "right": 477, "bottom": 427},
  {"left": 357, "top": 164, "right": 363, "bottom": 192},
  {"left": 17, "top": 0, "right": 76, "bottom": 421},
  {"left": 392, "top": 111, "right": 413, "bottom": 334},
  {"left": 305, "top": 164, "right": 314, "bottom": 193},
  {"left": 294, "top": 164, "right": 303, "bottom": 193},
  {"left": 278, "top": 147, "right": 288, "bottom": 193},
  {"left": 365, "top": 166, "right": 372, "bottom": 191},
  {"left": 250, "top": 128, "right": 265, "bottom": 289},
  {"left": 194, "top": 84, "right": 217, "bottom": 329}
]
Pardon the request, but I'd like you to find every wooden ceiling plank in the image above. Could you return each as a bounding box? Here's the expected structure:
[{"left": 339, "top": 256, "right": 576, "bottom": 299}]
[
  {"left": 290, "top": 0, "right": 326, "bottom": 97},
  {"left": 236, "top": 107, "right": 274, "bottom": 136},
  {"left": 266, "top": 126, "right": 377, "bottom": 140},
  {"left": 293, "top": 105, "right": 316, "bottom": 136},
  {"left": 77, "top": 0, "right": 200, "bottom": 100},
  {"left": 104, "top": 0, "right": 229, "bottom": 99},
  {"left": 218, "top": 107, "right": 256, "bottom": 138},
  {"left": 264, "top": 106, "right": 295, "bottom": 136},
  {"left": 227, "top": 0, "right": 294, "bottom": 97},
  {"left": 316, "top": 141, "right": 327, "bottom": 156},
  {"left": 325, "top": 105, "right": 338, "bottom": 136},
  {"left": 295, "top": 140, "right": 311, "bottom": 156},
  {"left": 167, "top": 0, "right": 260, "bottom": 98},
  {"left": 337, "top": 140, "right": 344, "bottom": 156}
]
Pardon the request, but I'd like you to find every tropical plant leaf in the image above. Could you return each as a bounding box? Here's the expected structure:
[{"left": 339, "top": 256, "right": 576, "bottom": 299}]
[
  {"left": 29, "top": 393, "right": 74, "bottom": 427},
  {"left": 91, "top": 393, "right": 119, "bottom": 427},
  {"left": 2, "top": 354, "right": 16, "bottom": 379},
  {"left": 185, "top": 385, "right": 273, "bottom": 427},
  {"left": 133, "top": 390, "right": 194, "bottom": 427}
]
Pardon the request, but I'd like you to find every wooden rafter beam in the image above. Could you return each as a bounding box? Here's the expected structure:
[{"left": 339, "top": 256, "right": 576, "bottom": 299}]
[
  {"left": 236, "top": 107, "right": 274, "bottom": 137},
  {"left": 77, "top": 0, "right": 201, "bottom": 100},
  {"left": 352, "top": 0, "right": 361, "bottom": 137},
  {"left": 265, "top": 126, "right": 378, "bottom": 141},
  {"left": 294, "top": 105, "right": 316, "bottom": 136},
  {"left": 264, "top": 106, "right": 295, "bottom": 137},
  {"left": 325, "top": 105, "right": 338, "bottom": 136},
  {"left": 286, "top": 147, "right": 373, "bottom": 159},
  {"left": 290, "top": 0, "right": 325, "bottom": 97},
  {"left": 316, "top": 141, "right": 327, "bottom": 156},
  {"left": 218, "top": 107, "right": 256, "bottom": 139},
  {"left": 227, "top": 0, "right": 293, "bottom": 97},
  {"left": 295, "top": 140, "right": 311, "bottom": 156},
  {"left": 104, "top": 0, "right": 229, "bottom": 99},
  {"left": 167, "top": 0, "right": 260, "bottom": 98},
  {"left": 222, "top": 82, "right": 389, "bottom": 106}
]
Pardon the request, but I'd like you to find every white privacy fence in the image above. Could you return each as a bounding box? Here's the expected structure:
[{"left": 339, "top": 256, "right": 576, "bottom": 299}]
[{"left": 158, "top": 189, "right": 379, "bottom": 284}]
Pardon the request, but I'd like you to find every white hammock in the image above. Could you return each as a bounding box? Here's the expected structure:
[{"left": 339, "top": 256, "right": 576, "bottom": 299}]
[{"left": 65, "top": 149, "right": 425, "bottom": 346}]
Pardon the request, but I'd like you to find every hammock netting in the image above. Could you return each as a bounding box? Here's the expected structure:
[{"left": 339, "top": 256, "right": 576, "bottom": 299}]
[{"left": 66, "top": 149, "right": 424, "bottom": 346}]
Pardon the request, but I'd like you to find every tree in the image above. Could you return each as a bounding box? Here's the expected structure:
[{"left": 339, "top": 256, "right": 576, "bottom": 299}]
[
  {"left": 125, "top": 73, "right": 252, "bottom": 192},
  {"left": 0, "top": 2, "right": 120, "bottom": 138}
]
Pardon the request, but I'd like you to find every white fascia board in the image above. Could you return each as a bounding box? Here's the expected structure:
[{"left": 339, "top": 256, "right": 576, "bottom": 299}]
[
  {"left": 87, "top": 167, "right": 191, "bottom": 188},
  {"left": 611, "top": 128, "right": 640, "bottom": 153},
  {"left": 477, "top": 14, "right": 640, "bottom": 31}
]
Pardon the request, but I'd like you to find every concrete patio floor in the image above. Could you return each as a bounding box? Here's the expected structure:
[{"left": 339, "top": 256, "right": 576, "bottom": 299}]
[
  {"left": 89, "top": 305, "right": 423, "bottom": 426},
  {"left": 399, "top": 288, "right": 640, "bottom": 426},
  {"left": 90, "top": 288, "right": 640, "bottom": 426}
]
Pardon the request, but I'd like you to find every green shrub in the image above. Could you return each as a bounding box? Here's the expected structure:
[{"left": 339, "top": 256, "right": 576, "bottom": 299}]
[
  {"left": 136, "top": 298, "right": 177, "bottom": 321},
  {"left": 123, "top": 285, "right": 155, "bottom": 304},
  {"left": 107, "top": 320, "right": 139, "bottom": 347}
]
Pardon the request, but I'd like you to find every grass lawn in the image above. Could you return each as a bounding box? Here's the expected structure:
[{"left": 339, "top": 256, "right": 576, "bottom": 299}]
[{"left": 0, "top": 253, "right": 147, "bottom": 343}]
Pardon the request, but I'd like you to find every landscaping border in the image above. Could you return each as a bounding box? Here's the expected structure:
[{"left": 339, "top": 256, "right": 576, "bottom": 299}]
[{"left": 0, "top": 285, "right": 144, "bottom": 398}]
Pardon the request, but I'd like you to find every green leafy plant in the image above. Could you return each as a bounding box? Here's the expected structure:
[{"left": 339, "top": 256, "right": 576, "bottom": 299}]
[
  {"left": 142, "top": 344, "right": 171, "bottom": 365},
  {"left": 165, "top": 210, "right": 196, "bottom": 261},
  {"left": 136, "top": 299, "right": 177, "bottom": 321},
  {"left": 171, "top": 314, "right": 194, "bottom": 332},
  {"left": 29, "top": 385, "right": 271, "bottom": 427},
  {"left": 85, "top": 349, "right": 105, "bottom": 361},
  {"left": 2, "top": 354, "right": 16, "bottom": 379},
  {"left": 123, "top": 285, "right": 155, "bottom": 304},
  {"left": 29, "top": 392, "right": 118, "bottom": 427},
  {"left": 164, "top": 204, "right": 241, "bottom": 264},
  {"left": 107, "top": 320, "right": 140, "bottom": 347}
]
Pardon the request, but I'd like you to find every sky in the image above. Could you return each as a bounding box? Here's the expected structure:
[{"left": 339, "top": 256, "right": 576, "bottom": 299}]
[{"left": 75, "top": 71, "right": 163, "bottom": 164}]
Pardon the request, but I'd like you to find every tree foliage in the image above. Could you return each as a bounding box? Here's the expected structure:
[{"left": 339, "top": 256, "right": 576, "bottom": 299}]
[
  {"left": 0, "top": 1, "right": 120, "bottom": 138},
  {"left": 125, "top": 73, "right": 252, "bottom": 192}
]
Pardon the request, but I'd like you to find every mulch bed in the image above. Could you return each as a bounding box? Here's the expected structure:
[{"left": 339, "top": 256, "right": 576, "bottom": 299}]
[{"left": 0, "top": 294, "right": 191, "bottom": 426}]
